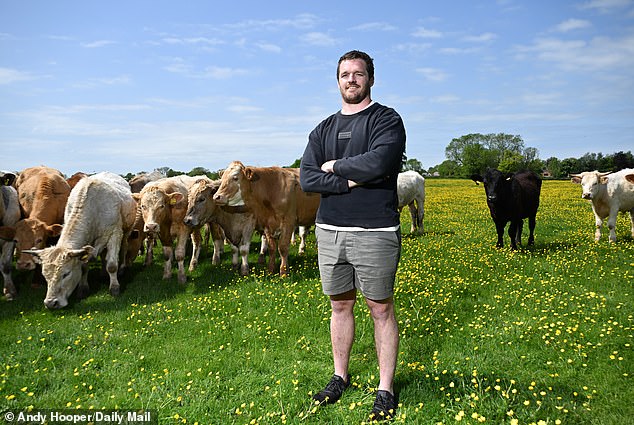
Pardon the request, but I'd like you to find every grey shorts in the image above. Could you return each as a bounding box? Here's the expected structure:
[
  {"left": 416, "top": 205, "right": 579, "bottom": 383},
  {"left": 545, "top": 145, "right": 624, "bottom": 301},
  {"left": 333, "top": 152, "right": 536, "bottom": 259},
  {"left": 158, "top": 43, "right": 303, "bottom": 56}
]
[{"left": 315, "top": 227, "right": 401, "bottom": 301}]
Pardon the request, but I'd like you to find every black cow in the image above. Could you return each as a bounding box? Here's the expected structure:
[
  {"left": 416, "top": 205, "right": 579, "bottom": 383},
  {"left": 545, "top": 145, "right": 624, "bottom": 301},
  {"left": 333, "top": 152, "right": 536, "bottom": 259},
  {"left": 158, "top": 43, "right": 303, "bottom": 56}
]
[{"left": 471, "top": 169, "right": 542, "bottom": 250}]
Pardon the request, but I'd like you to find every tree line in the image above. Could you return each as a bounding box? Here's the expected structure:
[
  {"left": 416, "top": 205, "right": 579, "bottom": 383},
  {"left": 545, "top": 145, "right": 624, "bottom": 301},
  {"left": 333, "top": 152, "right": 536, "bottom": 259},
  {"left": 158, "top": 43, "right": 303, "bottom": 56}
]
[
  {"left": 406, "top": 133, "right": 633, "bottom": 179},
  {"left": 124, "top": 133, "right": 633, "bottom": 181}
]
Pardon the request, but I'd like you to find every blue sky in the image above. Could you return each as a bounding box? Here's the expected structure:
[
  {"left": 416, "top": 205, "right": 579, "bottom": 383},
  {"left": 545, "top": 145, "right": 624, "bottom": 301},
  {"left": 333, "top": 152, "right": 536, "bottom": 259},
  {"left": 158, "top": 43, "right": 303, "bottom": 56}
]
[{"left": 1, "top": 0, "right": 633, "bottom": 176}]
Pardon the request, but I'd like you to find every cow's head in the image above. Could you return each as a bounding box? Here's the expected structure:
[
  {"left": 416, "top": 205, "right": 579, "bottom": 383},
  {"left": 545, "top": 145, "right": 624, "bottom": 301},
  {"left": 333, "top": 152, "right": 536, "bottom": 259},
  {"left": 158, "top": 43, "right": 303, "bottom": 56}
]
[
  {"left": 0, "top": 172, "right": 17, "bottom": 187},
  {"left": 184, "top": 180, "right": 220, "bottom": 227},
  {"left": 213, "top": 161, "right": 246, "bottom": 206},
  {"left": 473, "top": 168, "right": 512, "bottom": 204},
  {"left": 25, "top": 245, "right": 96, "bottom": 309},
  {"left": 14, "top": 218, "right": 63, "bottom": 270},
  {"left": 134, "top": 187, "right": 185, "bottom": 235},
  {"left": 570, "top": 171, "right": 610, "bottom": 200}
]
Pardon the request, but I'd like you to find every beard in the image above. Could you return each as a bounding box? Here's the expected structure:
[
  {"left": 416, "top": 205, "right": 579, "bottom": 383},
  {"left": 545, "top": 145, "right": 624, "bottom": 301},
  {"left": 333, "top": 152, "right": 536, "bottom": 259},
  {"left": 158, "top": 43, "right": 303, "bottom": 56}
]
[{"left": 340, "top": 83, "right": 370, "bottom": 104}]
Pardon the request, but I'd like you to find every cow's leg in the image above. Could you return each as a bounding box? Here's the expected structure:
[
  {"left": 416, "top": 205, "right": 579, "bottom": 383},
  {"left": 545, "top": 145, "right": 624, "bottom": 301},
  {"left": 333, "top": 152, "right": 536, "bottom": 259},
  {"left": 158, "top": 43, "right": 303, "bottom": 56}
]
[
  {"left": 607, "top": 209, "right": 619, "bottom": 243},
  {"left": 239, "top": 241, "right": 250, "bottom": 276},
  {"left": 76, "top": 263, "right": 91, "bottom": 299},
  {"left": 1, "top": 241, "right": 16, "bottom": 300},
  {"left": 174, "top": 235, "right": 188, "bottom": 284},
  {"left": 416, "top": 197, "right": 425, "bottom": 233},
  {"left": 209, "top": 223, "right": 224, "bottom": 265},
  {"left": 407, "top": 202, "right": 417, "bottom": 233},
  {"left": 258, "top": 233, "right": 268, "bottom": 265},
  {"left": 144, "top": 236, "right": 155, "bottom": 266},
  {"left": 593, "top": 210, "right": 603, "bottom": 242},
  {"left": 188, "top": 228, "right": 202, "bottom": 271},
  {"left": 629, "top": 210, "right": 634, "bottom": 238},
  {"left": 527, "top": 215, "right": 536, "bottom": 246},
  {"left": 515, "top": 220, "right": 524, "bottom": 247},
  {"left": 265, "top": 231, "right": 278, "bottom": 274},
  {"left": 104, "top": 233, "right": 124, "bottom": 296},
  {"left": 277, "top": 227, "right": 293, "bottom": 277},
  {"left": 495, "top": 221, "right": 505, "bottom": 248},
  {"left": 162, "top": 244, "right": 174, "bottom": 280},
  {"left": 507, "top": 221, "right": 518, "bottom": 250},
  {"left": 298, "top": 226, "right": 308, "bottom": 255}
]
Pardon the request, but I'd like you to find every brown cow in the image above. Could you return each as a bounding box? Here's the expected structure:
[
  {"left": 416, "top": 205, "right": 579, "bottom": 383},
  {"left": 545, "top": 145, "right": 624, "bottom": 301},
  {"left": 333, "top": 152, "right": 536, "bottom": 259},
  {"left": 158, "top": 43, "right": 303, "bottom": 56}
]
[
  {"left": 184, "top": 179, "right": 258, "bottom": 276},
  {"left": 212, "top": 161, "right": 320, "bottom": 276},
  {"left": 66, "top": 172, "right": 88, "bottom": 189},
  {"left": 132, "top": 175, "right": 207, "bottom": 284},
  {"left": 13, "top": 166, "right": 70, "bottom": 270}
]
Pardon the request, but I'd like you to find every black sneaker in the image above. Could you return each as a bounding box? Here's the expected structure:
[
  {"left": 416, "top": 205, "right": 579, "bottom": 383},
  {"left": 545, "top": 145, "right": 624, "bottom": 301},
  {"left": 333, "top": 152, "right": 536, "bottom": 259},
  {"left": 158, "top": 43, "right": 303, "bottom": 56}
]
[
  {"left": 368, "top": 390, "right": 397, "bottom": 422},
  {"left": 312, "top": 374, "right": 350, "bottom": 404}
]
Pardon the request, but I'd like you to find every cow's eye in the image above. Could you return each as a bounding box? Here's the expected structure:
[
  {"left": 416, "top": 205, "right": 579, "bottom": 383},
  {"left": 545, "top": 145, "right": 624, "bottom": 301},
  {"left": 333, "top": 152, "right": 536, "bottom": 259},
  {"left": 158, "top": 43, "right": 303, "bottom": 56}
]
[{"left": 62, "top": 271, "right": 70, "bottom": 280}]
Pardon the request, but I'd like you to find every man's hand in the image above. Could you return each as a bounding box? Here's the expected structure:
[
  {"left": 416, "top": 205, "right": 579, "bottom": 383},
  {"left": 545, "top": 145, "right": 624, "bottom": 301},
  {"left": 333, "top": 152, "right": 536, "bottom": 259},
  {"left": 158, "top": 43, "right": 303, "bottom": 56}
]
[{"left": 321, "top": 160, "right": 337, "bottom": 173}]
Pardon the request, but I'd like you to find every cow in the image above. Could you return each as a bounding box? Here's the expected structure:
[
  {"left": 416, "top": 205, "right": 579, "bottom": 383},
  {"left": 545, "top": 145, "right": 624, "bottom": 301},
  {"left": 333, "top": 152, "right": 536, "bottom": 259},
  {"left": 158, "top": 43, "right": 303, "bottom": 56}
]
[
  {"left": 0, "top": 173, "right": 21, "bottom": 299},
  {"left": 25, "top": 172, "right": 137, "bottom": 309},
  {"left": 570, "top": 168, "right": 634, "bottom": 242},
  {"left": 128, "top": 170, "right": 166, "bottom": 193},
  {"left": 212, "top": 161, "right": 320, "bottom": 276},
  {"left": 132, "top": 175, "right": 208, "bottom": 284},
  {"left": 397, "top": 171, "right": 425, "bottom": 234},
  {"left": 12, "top": 166, "right": 70, "bottom": 271},
  {"left": 471, "top": 169, "right": 542, "bottom": 250},
  {"left": 66, "top": 171, "right": 88, "bottom": 189}
]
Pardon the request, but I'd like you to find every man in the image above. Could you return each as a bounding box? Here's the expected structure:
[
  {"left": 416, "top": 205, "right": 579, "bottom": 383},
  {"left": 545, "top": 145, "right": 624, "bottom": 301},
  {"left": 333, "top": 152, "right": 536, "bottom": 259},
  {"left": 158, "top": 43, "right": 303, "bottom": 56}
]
[{"left": 300, "top": 50, "right": 406, "bottom": 421}]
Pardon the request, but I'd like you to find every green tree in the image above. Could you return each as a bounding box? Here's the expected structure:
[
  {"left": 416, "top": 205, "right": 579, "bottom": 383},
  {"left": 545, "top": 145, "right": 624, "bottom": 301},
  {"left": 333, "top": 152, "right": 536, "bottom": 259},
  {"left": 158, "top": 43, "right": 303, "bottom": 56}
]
[
  {"left": 402, "top": 158, "right": 425, "bottom": 174},
  {"left": 436, "top": 160, "right": 460, "bottom": 177}
]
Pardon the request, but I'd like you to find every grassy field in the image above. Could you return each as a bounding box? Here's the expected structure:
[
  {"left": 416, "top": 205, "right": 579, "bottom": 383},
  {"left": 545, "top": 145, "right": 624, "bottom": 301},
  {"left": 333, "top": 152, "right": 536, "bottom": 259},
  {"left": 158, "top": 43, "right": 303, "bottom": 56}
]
[{"left": 1, "top": 179, "right": 632, "bottom": 425}]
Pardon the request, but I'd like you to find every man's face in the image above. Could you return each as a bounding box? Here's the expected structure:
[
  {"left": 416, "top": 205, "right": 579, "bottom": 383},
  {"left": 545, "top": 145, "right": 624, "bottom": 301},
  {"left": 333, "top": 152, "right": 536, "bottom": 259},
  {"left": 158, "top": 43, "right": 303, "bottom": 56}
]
[{"left": 338, "top": 59, "right": 373, "bottom": 104}]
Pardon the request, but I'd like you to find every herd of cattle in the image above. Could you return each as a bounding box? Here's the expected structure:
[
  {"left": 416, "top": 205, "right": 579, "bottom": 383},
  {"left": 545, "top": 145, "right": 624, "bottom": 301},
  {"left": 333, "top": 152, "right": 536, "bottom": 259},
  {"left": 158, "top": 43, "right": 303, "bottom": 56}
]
[{"left": 0, "top": 164, "right": 633, "bottom": 309}]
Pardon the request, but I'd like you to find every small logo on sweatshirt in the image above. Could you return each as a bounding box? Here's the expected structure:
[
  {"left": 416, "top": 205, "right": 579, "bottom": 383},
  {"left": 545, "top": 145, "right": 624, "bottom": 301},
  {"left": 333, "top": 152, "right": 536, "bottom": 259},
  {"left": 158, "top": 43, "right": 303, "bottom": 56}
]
[{"left": 338, "top": 131, "right": 352, "bottom": 140}]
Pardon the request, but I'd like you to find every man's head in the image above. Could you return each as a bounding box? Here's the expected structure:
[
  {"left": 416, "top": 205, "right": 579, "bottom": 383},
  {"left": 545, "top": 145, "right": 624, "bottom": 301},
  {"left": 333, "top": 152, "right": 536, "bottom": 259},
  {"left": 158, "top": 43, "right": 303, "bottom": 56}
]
[{"left": 337, "top": 50, "right": 374, "bottom": 106}]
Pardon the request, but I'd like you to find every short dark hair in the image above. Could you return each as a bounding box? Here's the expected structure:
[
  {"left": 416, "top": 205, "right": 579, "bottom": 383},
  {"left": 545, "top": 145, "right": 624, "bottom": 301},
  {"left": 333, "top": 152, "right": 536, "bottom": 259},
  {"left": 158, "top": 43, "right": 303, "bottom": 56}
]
[{"left": 337, "top": 50, "right": 374, "bottom": 81}]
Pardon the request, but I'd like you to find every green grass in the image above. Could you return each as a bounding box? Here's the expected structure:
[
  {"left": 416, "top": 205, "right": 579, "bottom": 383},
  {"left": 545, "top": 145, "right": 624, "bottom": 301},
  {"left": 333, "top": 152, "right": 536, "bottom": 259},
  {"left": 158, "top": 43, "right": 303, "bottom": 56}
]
[{"left": 1, "top": 179, "right": 632, "bottom": 425}]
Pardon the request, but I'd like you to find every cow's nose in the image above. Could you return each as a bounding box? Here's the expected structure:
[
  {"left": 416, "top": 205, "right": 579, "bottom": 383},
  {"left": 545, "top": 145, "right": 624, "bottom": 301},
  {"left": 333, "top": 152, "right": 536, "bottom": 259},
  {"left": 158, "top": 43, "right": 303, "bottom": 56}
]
[
  {"left": 582, "top": 193, "right": 592, "bottom": 200},
  {"left": 145, "top": 223, "right": 159, "bottom": 233},
  {"left": 16, "top": 259, "right": 36, "bottom": 270},
  {"left": 44, "top": 298, "right": 59, "bottom": 309},
  {"left": 213, "top": 194, "right": 225, "bottom": 204}
]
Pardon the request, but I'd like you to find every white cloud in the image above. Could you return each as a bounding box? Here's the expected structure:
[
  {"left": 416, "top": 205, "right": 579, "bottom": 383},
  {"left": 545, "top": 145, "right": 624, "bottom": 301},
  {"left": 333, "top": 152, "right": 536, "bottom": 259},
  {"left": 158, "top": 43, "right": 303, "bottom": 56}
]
[
  {"left": 412, "top": 26, "right": 443, "bottom": 38},
  {"left": 462, "top": 32, "right": 497, "bottom": 43},
  {"left": 416, "top": 67, "right": 448, "bottom": 82},
  {"left": 255, "top": 42, "right": 282, "bottom": 53},
  {"left": 516, "top": 34, "right": 634, "bottom": 71},
  {"left": 80, "top": 40, "right": 116, "bottom": 48},
  {"left": 0, "top": 67, "right": 35, "bottom": 84},
  {"left": 579, "top": 0, "right": 633, "bottom": 12},
  {"left": 554, "top": 18, "right": 592, "bottom": 32},
  {"left": 301, "top": 32, "right": 337, "bottom": 46},
  {"left": 352, "top": 22, "right": 397, "bottom": 32}
]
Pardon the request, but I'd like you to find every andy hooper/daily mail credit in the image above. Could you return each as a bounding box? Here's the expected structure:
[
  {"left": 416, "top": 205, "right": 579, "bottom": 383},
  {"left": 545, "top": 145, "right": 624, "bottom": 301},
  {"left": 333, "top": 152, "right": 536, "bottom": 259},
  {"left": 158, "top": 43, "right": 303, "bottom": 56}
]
[{"left": 3, "top": 409, "right": 156, "bottom": 424}]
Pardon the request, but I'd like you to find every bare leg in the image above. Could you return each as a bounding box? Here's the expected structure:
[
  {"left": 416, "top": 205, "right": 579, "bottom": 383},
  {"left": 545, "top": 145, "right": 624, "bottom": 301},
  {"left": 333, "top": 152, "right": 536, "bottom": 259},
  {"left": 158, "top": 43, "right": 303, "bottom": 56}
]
[
  {"left": 330, "top": 289, "right": 356, "bottom": 381},
  {"left": 366, "top": 296, "right": 399, "bottom": 394}
]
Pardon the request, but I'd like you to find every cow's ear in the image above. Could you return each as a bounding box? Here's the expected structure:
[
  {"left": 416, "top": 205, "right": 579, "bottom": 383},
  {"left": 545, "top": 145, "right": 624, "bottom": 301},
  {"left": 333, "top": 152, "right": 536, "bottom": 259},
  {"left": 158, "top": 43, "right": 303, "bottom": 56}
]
[
  {"left": 599, "top": 176, "right": 609, "bottom": 185},
  {"left": 169, "top": 192, "right": 185, "bottom": 206},
  {"left": 626, "top": 174, "right": 634, "bottom": 184},
  {"left": 470, "top": 174, "right": 482, "bottom": 185},
  {"left": 0, "top": 226, "right": 16, "bottom": 241},
  {"left": 571, "top": 176, "right": 581, "bottom": 184},
  {"left": 46, "top": 224, "right": 64, "bottom": 238},
  {"left": 1, "top": 173, "right": 16, "bottom": 186},
  {"left": 245, "top": 168, "right": 259, "bottom": 182},
  {"left": 69, "top": 245, "right": 95, "bottom": 262}
]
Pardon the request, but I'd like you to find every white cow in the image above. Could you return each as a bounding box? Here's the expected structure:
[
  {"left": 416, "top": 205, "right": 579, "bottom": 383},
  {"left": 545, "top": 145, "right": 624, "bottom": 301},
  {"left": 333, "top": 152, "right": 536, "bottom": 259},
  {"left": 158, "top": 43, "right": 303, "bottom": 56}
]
[
  {"left": 27, "top": 172, "right": 137, "bottom": 309},
  {"left": 571, "top": 168, "right": 634, "bottom": 243},
  {"left": 0, "top": 173, "right": 21, "bottom": 300},
  {"left": 397, "top": 171, "right": 425, "bottom": 234}
]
